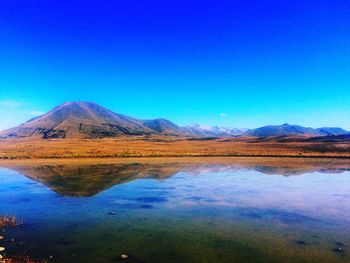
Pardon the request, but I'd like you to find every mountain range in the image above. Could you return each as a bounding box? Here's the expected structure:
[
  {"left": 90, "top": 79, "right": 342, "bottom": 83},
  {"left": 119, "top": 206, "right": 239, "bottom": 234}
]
[
  {"left": 244, "top": 123, "right": 348, "bottom": 137},
  {"left": 0, "top": 101, "right": 348, "bottom": 139}
]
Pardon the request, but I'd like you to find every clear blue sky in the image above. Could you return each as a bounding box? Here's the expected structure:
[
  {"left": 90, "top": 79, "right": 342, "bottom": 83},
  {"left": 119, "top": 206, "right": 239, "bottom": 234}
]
[{"left": 0, "top": 0, "right": 349, "bottom": 130}]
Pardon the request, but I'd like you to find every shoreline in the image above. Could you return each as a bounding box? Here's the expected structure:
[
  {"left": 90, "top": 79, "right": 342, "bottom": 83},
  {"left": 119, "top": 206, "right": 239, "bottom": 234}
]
[
  {"left": 2, "top": 155, "right": 350, "bottom": 165},
  {"left": 2, "top": 154, "right": 350, "bottom": 160}
]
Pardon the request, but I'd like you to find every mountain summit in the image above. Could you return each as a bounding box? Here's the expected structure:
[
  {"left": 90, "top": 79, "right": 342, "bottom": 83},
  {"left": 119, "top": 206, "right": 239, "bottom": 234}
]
[{"left": 0, "top": 102, "right": 183, "bottom": 138}]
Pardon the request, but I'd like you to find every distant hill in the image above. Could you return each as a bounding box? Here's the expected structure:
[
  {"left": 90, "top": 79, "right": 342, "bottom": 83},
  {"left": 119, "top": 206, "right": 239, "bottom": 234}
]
[
  {"left": 315, "top": 127, "right": 348, "bottom": 136},
  {"left": 244, "top": 123, "right": 348, "bottom": 137},
  {"left": 0, "top": 102, "right": 184, "bottom": 139},
  {"left": 142, "top": 118, "right": 184, "bottom": 135}
]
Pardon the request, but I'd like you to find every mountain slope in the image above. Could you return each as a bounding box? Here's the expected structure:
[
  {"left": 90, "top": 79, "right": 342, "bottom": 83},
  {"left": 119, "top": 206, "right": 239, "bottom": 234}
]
[
  {"left": 1, "top": 102, "right": 348, "bottom": 139},
  {"left": 244, "top": 124, "right": 317, "bottom": 137},
  {"left": 0, "top": 102, "right": 159, "bottom": 138},
  {"left": 315, "top": 127, "right": 348, "bottom": 136},
  {"left": 0, "top": 102, "right": 249, "bottom": 139},
  {"left": 244, "top": 123, "right": 348, "bottom": 137},
  {"left": 142, "top": 118, "right": 185, "bottom": 135}
]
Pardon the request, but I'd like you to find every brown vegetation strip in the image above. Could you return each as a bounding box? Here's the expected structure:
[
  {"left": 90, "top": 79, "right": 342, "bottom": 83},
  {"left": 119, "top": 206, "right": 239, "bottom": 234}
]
[
  {"left": 0, "top": 216, "right": 19, "bottom": 228},
  {"left": 0, "top": 137, "right": 350, "bottom": 159}
]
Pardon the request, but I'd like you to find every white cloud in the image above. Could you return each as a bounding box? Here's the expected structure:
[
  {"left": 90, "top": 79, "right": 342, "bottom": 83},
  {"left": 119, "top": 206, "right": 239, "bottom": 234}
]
[
  {"left": 0, "top": 100, "right": 23, "bottom": 108},
  {"left": 220, "top": 113, "right": 226, "bottom": 117}
]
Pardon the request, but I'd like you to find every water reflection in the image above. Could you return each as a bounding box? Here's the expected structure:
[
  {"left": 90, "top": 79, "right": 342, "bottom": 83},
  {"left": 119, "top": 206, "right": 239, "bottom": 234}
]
[
  {"left": 1, "top": 158, "right": 350, "bottom": 197},
  {"left": 0, "top": 158, "right": 349, "bottom": 263}
]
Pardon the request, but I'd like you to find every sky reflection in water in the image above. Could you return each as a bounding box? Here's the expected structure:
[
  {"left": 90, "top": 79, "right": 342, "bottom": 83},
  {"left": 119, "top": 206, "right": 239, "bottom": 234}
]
[{"left": 0, "top": 159, "right": 349, "bottom": 263}]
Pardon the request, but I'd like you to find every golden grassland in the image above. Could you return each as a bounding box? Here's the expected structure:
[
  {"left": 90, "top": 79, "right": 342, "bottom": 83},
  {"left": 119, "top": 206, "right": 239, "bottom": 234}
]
[
  {"left": 0, "top": 256, "right": 47, "bottom": 263},
  {"left": 0, "top": 136, "right": 350, "bottom": 159}
]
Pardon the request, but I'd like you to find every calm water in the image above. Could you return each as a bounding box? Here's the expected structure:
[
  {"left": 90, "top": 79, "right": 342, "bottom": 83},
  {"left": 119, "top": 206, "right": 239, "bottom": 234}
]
[{"left": 0, "top": 159, "right": 350, "bottom": 262}]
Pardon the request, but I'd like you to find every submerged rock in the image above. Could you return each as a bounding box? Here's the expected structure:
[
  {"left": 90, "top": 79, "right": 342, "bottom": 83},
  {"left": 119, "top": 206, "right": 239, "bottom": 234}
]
[
  {"left": 120, "top": 254, "right": 128, "bottom": 259},
  {"left": 0, "top": 236, "right": 3, "bottom": 240},
  {"left": 0, "top": 247, "right": 4, "bottom": 252}
]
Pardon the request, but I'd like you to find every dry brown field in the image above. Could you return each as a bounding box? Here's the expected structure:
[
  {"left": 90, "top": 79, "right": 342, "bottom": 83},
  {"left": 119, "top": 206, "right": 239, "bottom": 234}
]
[{"left": 1, "top": 136, "right": 350, "bottom": 159}]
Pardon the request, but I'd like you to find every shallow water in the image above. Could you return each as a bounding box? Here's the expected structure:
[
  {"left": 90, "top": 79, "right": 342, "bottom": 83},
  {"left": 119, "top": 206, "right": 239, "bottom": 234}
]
[{"left": 0, "top": 159, "right": 350, "bottom": 262}]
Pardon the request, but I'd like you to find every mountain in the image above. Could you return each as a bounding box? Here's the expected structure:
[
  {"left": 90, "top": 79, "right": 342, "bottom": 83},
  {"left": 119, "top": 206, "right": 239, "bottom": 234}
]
[
  {"left": 244, "top": 123, "right": 348, "bottom": 137},
  {"left": 0, "top": 102, "right": 183, "bottom": 139},
  {"left": 183, "top": 124, "right": 248, "bottom": 137},
  {"left": 1, "top": 102, "right": 348, "bottom": 139},
  {"left": 142, "top": 118, "right": 184, "bottom": 135},
  {"left": 315, "top": 127, "right": 348, "bottom": 136},
  {"left": 244, "top": 124, "right": 317, "bottom": 137}
]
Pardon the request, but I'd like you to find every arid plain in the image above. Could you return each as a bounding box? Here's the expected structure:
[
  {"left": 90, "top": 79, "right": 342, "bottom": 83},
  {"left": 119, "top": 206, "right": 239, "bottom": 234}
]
[{"left": 1, "top": 136, "right": 350, "bottom": 159}]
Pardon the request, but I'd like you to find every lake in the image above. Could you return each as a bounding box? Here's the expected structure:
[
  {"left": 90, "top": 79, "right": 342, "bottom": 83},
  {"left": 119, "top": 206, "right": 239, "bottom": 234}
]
[{"left": 0, "top": 157, "right": 349, "bottom": 262}]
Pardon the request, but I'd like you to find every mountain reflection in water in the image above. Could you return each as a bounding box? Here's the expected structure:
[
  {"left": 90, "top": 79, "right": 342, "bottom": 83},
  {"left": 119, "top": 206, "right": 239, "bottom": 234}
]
[
  {"left": 0, "top": 158, "right": 349, "bottom": 263},
  {"left": 2, "top": 158, "right": 350, "bottom": 197}
]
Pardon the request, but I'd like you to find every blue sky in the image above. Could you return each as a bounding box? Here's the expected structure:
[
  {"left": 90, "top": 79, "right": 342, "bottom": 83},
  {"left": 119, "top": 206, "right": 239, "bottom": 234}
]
[{"left": 0, "top": 0, "right": 349, "bottom": 130}]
